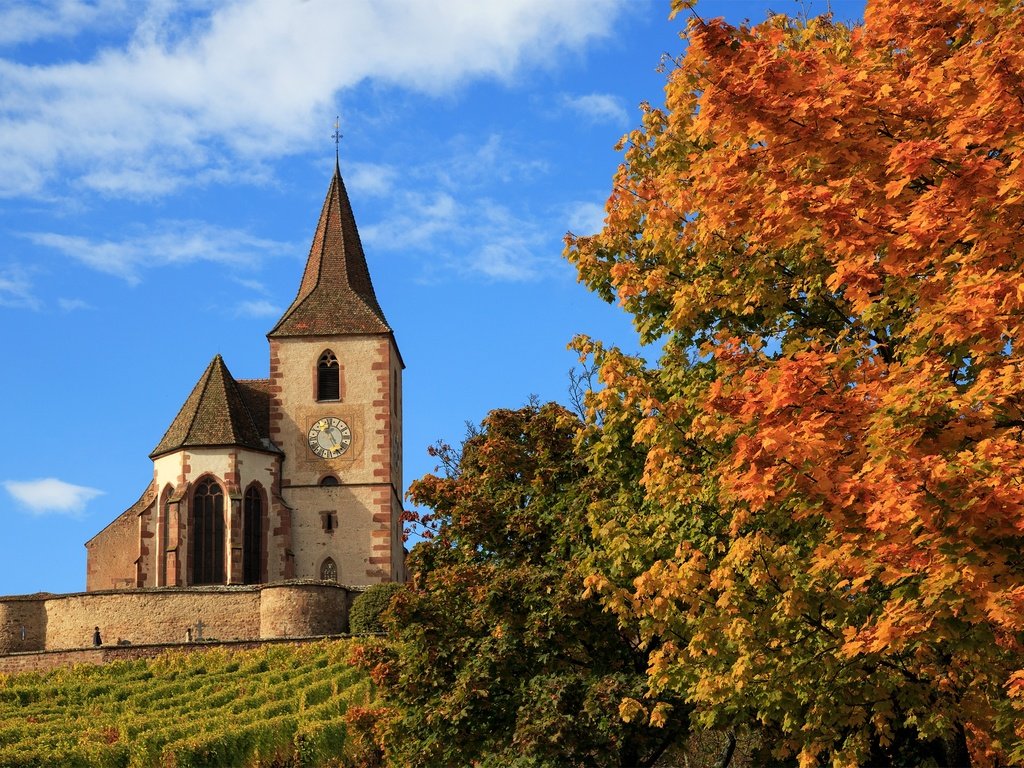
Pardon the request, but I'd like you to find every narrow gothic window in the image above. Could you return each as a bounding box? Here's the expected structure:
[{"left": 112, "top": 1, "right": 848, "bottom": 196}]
[
  {"left": 190, "top": 478, "right": 225, "bottom": 585},
  {"left": 243, "top": 485, "right": 263, "bottom": 585},
  {"left": 320, "top": 557, "right": 338, "bottom": 582},
  {"left": 317, "top": 350, "right": 340, "bottom": 401}
]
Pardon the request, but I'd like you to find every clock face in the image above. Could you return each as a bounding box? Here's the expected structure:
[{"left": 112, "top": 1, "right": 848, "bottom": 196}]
[{"left": 307, "top": 417, "right": 352, "bottom": 459}]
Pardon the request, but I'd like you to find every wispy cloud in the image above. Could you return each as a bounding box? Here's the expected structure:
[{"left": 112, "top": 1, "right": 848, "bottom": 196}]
[
  {"left": 25, "top": 222, "right": 292, "bottom": 284},
  {"left": 57, "top": 297, "right": 93, "bottom": 312},
  {"left": 563, "top": 93, "right": 630, "bottom": 125},
  {"left": 4, "top": 478, "right": 104, "bottom": 516},
  {"left": 234, "top": 299, "right": 281, "bottom": 318},
  {"left": 565, "top": 200, "right": 606, "bottom": 236},
  {"left": 346, "top": 163, "right": 399, "bottom": 198},
  {"left": 437, "top": 134, "right": 548, "bottom": 189},
  {"left": 0, "top": 264, "right": 39, "bottom": 309},
  {"left": 363, "top": 192, "right": 548, "bottom": 282},
  {"left": 0, "top": 0, "right": 626, "bottom": 198},
  {"left": 0, "top": 0, "right": 131, "bottom": 47}
]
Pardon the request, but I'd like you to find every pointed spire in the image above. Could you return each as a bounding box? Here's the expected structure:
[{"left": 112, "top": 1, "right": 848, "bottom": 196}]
[
  {"left": 268, "top": 164, "right": 391, "bottom": 338},
  {"left": 150, "top": 355, "right": 270, "bottom": 458}
]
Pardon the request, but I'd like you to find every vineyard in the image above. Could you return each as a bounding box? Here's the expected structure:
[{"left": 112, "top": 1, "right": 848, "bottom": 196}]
[{"left": 0, "top": 640, "right": 372, "bottom": 767}]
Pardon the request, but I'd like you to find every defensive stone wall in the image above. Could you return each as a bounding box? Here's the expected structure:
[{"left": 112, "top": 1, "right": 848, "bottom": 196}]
[
  {"left": 0, "top": 636, "right": 348, "bottom": 676},
  {"left": 0, "top": 582, "right": 359, "bottom": 657}
]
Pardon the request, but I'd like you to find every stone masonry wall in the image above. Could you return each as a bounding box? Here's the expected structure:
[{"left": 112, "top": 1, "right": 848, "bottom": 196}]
[
  {"left": 86, "top": 502, "right": 142, "bottom": 592},
  {"left": 0, "top": 582, "right": 358, "bottom": 656},
  {"left": 44, "top": 588, "right": 261, "bottom": 650},
  {"left": 260, "top": 583, "right": 353, "bottom": 638},
  {"left": 0, "top": 636, "right": 347, "bottom": 676}
]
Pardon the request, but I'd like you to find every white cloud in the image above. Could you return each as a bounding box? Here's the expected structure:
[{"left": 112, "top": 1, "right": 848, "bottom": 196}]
[
  {"left": 565, "top": 200, "right": 606, "bottom": 236},
  {"left": 564, "top": 93, "right": 630, "bottom": 125},
  {"left": 0, "top": 0, "right": 132, "bottom": 47},
  {"left": 57, "top": 297, "right": 93, "bottom": 311},
  {"left": 346, "top": 163, "right": 399, "bottom": 198},
  {"left": 4, "top": 478, "right": 104, "bottom": 516},
  {"left": 362, "top": 191, "right": 548, "bottom": 282},
  {"left": 0, "top": 0, "right": 626, "bottom": 198},
  {"left": 233, "top": 277, "right": 270, "bottom": 294},
  {"left": 235, "top": 299, "right": 280, "bottom": 317},
  {"left": 25, "top": 222, "right": 292, "bottom": 283},
  {"left": 0, "top": 264, "right": 39, "bottom": 309}
]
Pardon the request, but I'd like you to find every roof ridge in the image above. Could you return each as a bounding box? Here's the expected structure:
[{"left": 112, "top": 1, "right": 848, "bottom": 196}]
[
  {"left": 228, "top": 371, "right": 263, "bottom": 446},
  {"left": 181, "top": 355, "right": 218, "bottom": 446}
]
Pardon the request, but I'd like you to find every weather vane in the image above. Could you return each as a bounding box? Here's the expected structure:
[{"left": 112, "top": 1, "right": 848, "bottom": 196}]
[{"left": 332, "top": 116, "right": 342, "bottom": 163}]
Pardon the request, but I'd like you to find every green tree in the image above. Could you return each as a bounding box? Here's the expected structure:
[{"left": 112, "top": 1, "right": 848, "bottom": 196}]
[
  {"left": 353, "top": 402, "right": 687, "bottom": 767},
  {"left": 350, "top": 583, "right": 405, "bottom": 634}
]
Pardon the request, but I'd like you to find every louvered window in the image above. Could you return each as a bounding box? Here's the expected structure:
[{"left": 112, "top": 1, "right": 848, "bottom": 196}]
[{"left": 317, "top": 350, "right": 340, "bottom": 401}]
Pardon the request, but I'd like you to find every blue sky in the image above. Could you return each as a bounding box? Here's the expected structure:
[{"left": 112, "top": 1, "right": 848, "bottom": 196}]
[{"left": 0, "top": 0, "right": 865, "bottom": 595}]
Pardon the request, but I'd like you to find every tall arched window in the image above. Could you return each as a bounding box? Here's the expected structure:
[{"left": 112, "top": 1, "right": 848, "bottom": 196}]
[
  {"left": 191, "top": 478, "right": 225, "bottom": 585},
  {"left": 243, "top": 485, "right": 263, "bottom": 585},
  {"left": 317, "top": 350, "right": 340, "bottom": 401},
  {"left": 320, "top": 557, "right": 338, "bottom": 582},
  {"left": 160, "top": 484, "right": 173, "bottom": 586}
]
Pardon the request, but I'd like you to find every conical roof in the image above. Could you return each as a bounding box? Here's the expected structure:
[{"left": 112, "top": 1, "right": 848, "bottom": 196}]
[
  {"left": 268, "top": 162, "right": 391, "bottom": 337},
  {"left": 149, "top": 355, "right": 271, "bottom": 458}
]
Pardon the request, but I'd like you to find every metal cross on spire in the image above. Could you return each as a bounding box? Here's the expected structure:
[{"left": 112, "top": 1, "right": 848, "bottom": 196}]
[{"left": 332, "top": 116, "right": 343, "bottom": 165}]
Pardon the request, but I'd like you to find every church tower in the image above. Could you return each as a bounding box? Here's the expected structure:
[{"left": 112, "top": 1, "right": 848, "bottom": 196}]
[
  {"left": 84, "top": 161, "right": 405, "bottom": 590},
  {"left": 266, "top": 160, "right": 405, "bottom": 585}
]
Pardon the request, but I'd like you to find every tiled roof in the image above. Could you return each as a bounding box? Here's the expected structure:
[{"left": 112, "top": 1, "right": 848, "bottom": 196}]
[
  {"left": 237, "top": 378, "right": 271, "bottom": 438},
  {"left": 268, "top": 161, "right": 391, "bottom": 338},
  {"left": 150, "top": 356, "right": 275, "bottom": 458}
]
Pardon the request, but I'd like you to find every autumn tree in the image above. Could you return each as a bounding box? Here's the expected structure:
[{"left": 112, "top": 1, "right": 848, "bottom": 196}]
[
  {"left": 567, "top": 1, "right": 1024, "bottom": 765},
  {"left": 354, "top": 402, "right": 687, "bottom": 767}
]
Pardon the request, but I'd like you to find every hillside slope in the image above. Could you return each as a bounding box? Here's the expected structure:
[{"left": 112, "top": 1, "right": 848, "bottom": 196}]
[{"left": 0, "top": 640, "right": 371, "bottom": 767}]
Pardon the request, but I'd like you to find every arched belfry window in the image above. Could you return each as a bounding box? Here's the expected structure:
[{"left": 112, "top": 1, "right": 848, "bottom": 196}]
[
  {"left": 320, "top": 475, "right": 339, "bottom": 487},
  {"left": 317, "top": 350, "right": 340, "bottom": 401},
  {"left": 243, "top": 485, "right": 263, "bottom": 585},
  {"left": 191, "top": 478, "right": 225, "bottom": 585},
  {"left": 320, "top": 557, "right": 338, "bottom": 582}
]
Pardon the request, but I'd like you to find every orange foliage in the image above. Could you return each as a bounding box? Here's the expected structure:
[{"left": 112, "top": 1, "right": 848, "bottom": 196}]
[{"left": 569, "top": 0, "right": 1024, "bottom": 763}]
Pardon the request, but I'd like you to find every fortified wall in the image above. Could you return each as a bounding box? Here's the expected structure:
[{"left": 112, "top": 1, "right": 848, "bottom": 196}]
[{"left": 0, "top": 581, "right": 357, "bottom": 656}]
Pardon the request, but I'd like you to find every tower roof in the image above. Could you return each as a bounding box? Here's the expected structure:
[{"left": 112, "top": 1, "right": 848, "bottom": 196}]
[
  {"left": 149, "top": 355, "right": 274, "bottom": 459},
  {"left": 268, "top": 162, "right": 391, "bottom": 338}
]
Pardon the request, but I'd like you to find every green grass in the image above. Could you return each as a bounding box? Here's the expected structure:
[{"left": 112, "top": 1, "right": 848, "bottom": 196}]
[{"left": 0, "top": 640, "right": 372, "bottom": 768}]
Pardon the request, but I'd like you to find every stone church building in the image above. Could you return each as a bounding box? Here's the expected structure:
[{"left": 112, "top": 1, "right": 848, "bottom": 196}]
[{"left": 85, "top": 161, "right": 406, "bottom": 591}]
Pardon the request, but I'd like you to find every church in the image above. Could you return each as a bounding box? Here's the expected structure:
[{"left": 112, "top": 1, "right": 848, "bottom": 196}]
[{"left": 85, "top": 160, "right": 407, "bottom": 592}]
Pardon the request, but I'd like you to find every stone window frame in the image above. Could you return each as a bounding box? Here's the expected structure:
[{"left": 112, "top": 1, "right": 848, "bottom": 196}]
[
  {"left": 190, "top": 475, "right": 226, "bottom": 586},
  {"left": 319, "top": 510, "right": 338, "bottom": 533},
  {"left": 242, "top": 481, "right": 267, "bottom": 585},
  {"left": 316, "top": 349, "right": 341, "bottom": 402},
  {"left": 320, "top": 557, "right": 338, "bottom": 582}
]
